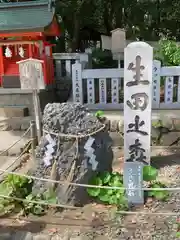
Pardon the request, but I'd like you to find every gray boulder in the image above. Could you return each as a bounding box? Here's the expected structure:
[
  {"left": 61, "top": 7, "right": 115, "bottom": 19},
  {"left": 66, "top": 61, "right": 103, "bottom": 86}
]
[{"left": 32, "top": 103, "right": 113, "bottom": 206}]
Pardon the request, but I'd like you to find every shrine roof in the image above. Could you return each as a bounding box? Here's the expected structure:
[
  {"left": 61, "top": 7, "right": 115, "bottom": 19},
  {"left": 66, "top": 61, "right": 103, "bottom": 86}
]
[{"left": 0, "top": 0, "right": 56, "bottom": 33}]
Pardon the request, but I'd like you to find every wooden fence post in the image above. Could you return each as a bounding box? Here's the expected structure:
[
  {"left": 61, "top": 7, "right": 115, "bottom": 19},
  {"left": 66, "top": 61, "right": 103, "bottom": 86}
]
[
  {"left": 72, "top": 61, "right": 83, "bottom": 104},
  {"left": 30, "top": 120, "right": 36, "bottom": 164}
]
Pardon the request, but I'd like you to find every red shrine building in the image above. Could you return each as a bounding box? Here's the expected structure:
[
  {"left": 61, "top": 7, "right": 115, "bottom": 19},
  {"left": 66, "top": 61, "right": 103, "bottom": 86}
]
[{"left": 0, "top": 0, "right": 61, "bottom": 88}]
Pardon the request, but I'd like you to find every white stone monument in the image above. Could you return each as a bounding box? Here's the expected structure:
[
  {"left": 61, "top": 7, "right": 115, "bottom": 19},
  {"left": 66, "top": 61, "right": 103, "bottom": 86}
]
[{"left": 123, "top": 42, "right": 153, "bottom": 204}]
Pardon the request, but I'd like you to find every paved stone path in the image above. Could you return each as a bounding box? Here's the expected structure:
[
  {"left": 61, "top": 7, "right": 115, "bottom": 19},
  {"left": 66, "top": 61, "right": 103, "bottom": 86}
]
[
  {"left": 0, "top": 130, "right": 29, "bottom": 156},
  {"left": 0, "top": 231, "right": 107, "bottom": 240},
  {"left": 0, "top": 231, "right": 73, "bottom": 240}
]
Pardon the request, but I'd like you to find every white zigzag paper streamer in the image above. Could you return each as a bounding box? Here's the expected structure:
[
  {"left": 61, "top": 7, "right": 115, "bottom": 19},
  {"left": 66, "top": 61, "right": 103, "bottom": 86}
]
[
  {"left": 84, "top": 137, "right": 98, "bottom": 171},
  {"left": 43, "top": 134, "right": 56, "bottom": 167}
]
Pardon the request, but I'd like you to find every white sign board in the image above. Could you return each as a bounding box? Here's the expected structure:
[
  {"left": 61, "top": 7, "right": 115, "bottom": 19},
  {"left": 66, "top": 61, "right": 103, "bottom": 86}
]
[
  {"left": 123, "top": 162, "right": 143, "bottom": 203},
  {"left": 84, "top": 136, "right": 98, "bottom": 171},
  {"left": 111, "top": 28, "right": 126, "bottom": 54},
  {"left": 123, "top": 42, "right": 153, "bottom": 204},
  {"left": 72, "top": 62, "right": 83, "bottom": 104},
  {"left": 101, "top": 35, "right": 111, "bottom": 50},
  {"left": 43, "top": 134, "right": 56, "bottom": 167},
  {"left": 17, "top": 58, "right": 45, "bottom": 90}
]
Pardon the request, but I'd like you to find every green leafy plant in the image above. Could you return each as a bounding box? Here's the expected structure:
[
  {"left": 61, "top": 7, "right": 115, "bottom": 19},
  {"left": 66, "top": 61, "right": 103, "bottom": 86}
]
[
  {"left": 143, "top": 165, "right": 169, "bottom": 201},
  {"left": 152, "top": 121, "right": 162, "bottom": 128},
  {"left": 176, "top": 218, "right": 180, "bottom": 238},
  {"left": 87, "top": 166, "right": 169, "bottom": 209},
  {"left": 87, "top": 171, "right": 128, "bottom": 210},
  {"left": 87, "top": 176, "right": 102, "bottom": 197},
  {"left": 92, "top": 49, "right": 117, "bottom": 69},
  {"left": 176, "top": 232, "right": 180, "bottom": 238},
  {"left": 95, "top": 110, "right": 104, "bottom": 118},
  {"left": 0, "top": 174, "right": 57, "bottom": 216},
  {"left": 24, "top": 193, "right": 45, "bottom": 216},
  {"left": 155, "top": 38, "right": 180, "bottom": 66},
  {"left": 0, "top": 174, "right": 33, "bottom": 215},
  {"left": 143, "top": 165, "right": 158, "bottom": 181},
  {"left": 148, "top": 182, "right": 169, "bottom": 201},
  {"left": 24, "top": 190, "right": 57, "bottom": 216}
]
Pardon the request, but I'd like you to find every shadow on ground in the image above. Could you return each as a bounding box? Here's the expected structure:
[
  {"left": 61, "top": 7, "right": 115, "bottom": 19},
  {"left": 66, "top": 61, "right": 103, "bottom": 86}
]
[
  {"left": 0, "top": 213, "right": 95, "bottom": 235},
  {"left": 151, "top": 152, "right": 180, "bottom": 169},
  {"left": 0, "top": 221, "right": 45, "bottom": 234}
]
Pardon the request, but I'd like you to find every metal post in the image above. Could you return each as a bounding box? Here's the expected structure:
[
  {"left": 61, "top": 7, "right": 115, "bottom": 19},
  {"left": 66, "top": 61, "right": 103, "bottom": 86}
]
[{"left": 30, "top": 120, "right": 36, "bottom": 163}]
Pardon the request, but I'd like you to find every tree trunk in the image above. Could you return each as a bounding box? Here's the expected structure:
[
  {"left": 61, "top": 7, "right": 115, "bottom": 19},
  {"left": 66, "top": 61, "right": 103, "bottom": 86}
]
[
  {"left": 71, "top": 13, "right": 80, "bottom": 52},
  {"left": 103, "top": 6, "right": 112, "bottom": 33},
  {"left": 56, "top": 36, "right": 65, "bottom": 52}
]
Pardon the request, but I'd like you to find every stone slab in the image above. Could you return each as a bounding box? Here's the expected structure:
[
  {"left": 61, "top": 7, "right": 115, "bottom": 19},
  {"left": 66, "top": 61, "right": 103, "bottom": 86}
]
[
  {"left": 0, "top": 89, "right": 56, "bottom": 117},
  {"left": 0, "top": 106, "right": 29, "bottom": 118},
  {"left": 11, "top": 231, "right": 33, "bottom": 240},
  {"left": 0, "top": 116, "right": 32, "bottom": 131}
]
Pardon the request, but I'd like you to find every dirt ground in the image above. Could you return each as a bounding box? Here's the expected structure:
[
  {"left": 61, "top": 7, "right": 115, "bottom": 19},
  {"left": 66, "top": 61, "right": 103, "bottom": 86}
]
[{"left": 1, "top": 147, "right": 180, "bottom": 239}]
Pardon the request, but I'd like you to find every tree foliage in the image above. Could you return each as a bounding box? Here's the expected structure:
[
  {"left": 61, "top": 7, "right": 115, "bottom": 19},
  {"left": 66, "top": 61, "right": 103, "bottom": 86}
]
[
  {"left": 155, "top": 38, "right": 180, "bottom": 66},
  {"left": 55, "top": 0, "right": 180, "bottom": 51},
  {"left": 2, "top": 0, "right": 180, "bottom": 51}
]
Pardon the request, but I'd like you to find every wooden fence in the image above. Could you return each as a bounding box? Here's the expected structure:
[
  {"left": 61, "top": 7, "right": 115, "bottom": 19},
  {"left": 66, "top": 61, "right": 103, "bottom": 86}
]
[
  {"left": 53, "top": 53, "right": 91, "bottom": 79},
  {"left": 72, "top": 60, "right": 180, "bottom": 110}
]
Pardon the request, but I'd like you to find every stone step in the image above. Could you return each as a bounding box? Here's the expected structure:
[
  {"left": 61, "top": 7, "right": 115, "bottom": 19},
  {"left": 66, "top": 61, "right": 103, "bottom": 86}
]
[
  {"left": 1, "top": 109, "right": 180, "bottom": 132},
  {"left": 0, "top": 105, "right": 29, "bottom": 118},
  {"left": 0, "top": 116, "right": 32, "bottom": 131}
]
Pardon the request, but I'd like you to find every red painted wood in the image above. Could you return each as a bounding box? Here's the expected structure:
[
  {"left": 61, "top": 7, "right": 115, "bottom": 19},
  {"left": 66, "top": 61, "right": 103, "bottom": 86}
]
[
  {"left": 0, "top": 16, "right": 61, "bottom": 86},
  {"left": 28, "top": 44, "right": 33, "bottom": 57},
  {"left": 4, "top": 63, "right": 19, "bottom": 75},
  {"left": 0, "top": 32, "right": 43, "bottom": 38},
  {"left": 0, "top": 47, "right": 4, "bottom": 85},
  {"left": 45, "top": 18, "right": 61, "bottom": 36}
]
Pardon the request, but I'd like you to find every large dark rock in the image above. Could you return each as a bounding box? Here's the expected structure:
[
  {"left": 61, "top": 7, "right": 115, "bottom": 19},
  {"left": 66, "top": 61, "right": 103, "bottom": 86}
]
[{"left": 32, "top": 103, "right": 113, "bottom": 206}]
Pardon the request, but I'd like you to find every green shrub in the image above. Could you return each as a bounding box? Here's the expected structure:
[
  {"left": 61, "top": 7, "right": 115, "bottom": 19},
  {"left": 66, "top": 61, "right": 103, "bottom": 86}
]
[{"left": 87, "top": 165, "right": 169, "bottom": 209}]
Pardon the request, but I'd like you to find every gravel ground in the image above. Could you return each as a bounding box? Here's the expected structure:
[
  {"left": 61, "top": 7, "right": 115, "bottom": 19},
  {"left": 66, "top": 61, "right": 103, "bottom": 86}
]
[{"left": 1, "top": 152, "right": 180, "bottom": 239}]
